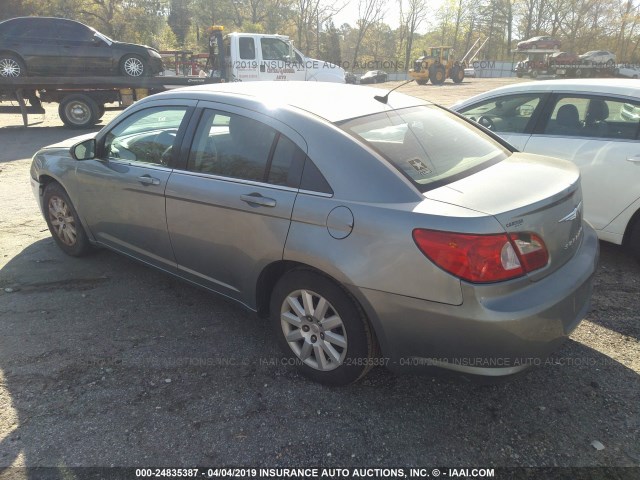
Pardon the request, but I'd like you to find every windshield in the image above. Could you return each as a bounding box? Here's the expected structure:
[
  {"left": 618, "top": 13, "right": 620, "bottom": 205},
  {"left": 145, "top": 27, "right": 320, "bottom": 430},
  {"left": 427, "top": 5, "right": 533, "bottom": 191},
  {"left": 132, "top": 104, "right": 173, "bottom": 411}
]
[
  {"left": 339, "top": 106, "right": 510, "bottom": 192},
  {"left": 92, "top": 29, "right": 113, "bottom": 45}
]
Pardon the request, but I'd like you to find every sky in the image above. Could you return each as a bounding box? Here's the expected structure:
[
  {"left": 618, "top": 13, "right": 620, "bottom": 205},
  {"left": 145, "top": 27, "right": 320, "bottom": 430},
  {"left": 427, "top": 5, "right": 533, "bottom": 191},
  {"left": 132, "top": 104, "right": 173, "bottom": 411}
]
[{"left": 331, "top": 0, "right": 439, "bottom": 34}]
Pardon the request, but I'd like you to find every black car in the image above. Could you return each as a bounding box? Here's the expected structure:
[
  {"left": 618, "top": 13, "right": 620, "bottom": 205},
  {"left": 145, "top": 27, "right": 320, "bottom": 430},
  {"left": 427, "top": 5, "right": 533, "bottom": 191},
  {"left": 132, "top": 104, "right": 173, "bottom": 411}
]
[
  {"left": 359, "top": 70, "right": 388, "bottom": 84},
  {"left": 0, "top": 17, "right": 163, "bottom": 78}
]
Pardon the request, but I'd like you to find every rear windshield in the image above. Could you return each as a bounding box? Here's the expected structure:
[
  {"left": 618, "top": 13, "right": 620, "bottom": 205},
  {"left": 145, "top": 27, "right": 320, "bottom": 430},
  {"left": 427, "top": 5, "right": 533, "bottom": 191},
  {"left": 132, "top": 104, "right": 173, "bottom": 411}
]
[{"left": 339, "top": 105, "right": 510, "bottom": 192}]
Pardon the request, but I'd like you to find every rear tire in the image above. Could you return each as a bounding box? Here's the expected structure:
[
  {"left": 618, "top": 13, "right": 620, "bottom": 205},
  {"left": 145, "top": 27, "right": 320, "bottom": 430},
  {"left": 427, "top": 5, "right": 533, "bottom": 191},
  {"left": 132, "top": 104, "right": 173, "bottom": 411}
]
[
  {"left": 59, "top": 94, "right": 99, "bottom": 128},
  {"left": 626, "top": 218, "right": 640, "bottom": 260},
  {"left": 270, "top": 269, "right": 376, "bottom": 385},
  {"left": 43, "top": 183, "right": 92, "bottom": 257},
  {"left": 0, "top": 54, "right": 26, "bottom": 77}
]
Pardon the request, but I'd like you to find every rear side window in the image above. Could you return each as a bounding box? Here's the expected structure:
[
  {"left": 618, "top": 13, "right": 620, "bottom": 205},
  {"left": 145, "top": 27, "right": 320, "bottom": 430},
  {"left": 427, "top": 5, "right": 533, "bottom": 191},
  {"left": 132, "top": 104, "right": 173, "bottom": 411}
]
[
  {"left": 188, "top": 109, "right": 309, "bottom": 187},
  {"left": 9, "top": 19, "right": 52, "bottom": 40},
  {"left": 543, "top": 95, "right": 640, "bottom": 140},
  {"left": 239, "top": 37, "right": 255, "bottom": 60},
  {"left": 339, "top": 106, "right": 509, "bottom": 191}
]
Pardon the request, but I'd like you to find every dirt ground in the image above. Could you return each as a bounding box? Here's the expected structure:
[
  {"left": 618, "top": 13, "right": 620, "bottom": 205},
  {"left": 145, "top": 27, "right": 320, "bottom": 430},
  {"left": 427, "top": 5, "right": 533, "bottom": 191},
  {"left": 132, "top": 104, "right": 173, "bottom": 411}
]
[{"left": 0, "top": 78, "right": 639, "bottom": 476}]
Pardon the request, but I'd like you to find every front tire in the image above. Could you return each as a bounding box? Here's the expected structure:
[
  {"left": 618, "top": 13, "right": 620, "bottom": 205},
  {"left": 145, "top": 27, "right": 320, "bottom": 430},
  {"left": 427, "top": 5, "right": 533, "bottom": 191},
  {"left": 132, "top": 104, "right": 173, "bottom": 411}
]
[
  {"left": 451, "top": 66, "right": 465, "bottom": 83},
  {"left": 120, "top": 54, "right": 147, "bottom": 77},
  {"left": 43, "top": 183, "right": 92, "bottom": 257},
  {"left": 270, "top": 270, "right": 376, "bottom": 385},
  {"left": 0, "top": 54, "right": 26, "bottom": 77},
  {"left": 430, "top": 65, "right": 446, "bottom": 85}
]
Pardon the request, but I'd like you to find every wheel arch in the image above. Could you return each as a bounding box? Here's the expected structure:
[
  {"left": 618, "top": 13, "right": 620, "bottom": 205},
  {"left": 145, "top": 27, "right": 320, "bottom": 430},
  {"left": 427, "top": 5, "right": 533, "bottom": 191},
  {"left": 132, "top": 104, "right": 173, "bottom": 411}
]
[
  {"left": 37, "top": 174, "right": 62, "bottom": 198},
  {"left": 622, "top": 207, "right": 640, "bottom": 247},
  {"left": 255, "top": 259, "right": 385, "bottom": 356},
  {"left": 37, "top": 174, "right": 96, "bottom": 244},
  {"left": 0, "top": 49, "right": 24, "bottom": 61}
]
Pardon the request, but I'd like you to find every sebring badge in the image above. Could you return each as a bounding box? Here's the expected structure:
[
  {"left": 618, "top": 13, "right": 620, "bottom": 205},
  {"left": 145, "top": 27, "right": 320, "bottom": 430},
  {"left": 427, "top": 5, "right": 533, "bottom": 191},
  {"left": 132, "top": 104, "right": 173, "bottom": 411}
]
[{"left": 558, "top": 201, "right": 582, "bottom": 223}]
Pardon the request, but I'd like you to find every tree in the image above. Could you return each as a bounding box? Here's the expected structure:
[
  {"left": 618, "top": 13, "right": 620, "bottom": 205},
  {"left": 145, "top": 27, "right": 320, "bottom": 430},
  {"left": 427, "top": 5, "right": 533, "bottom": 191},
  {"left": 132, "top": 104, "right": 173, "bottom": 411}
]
[
  {"left": 168, "top": 0, "right": 192, "bottom": 46},
  {"left": 320, "top": 20, "right": 342, "bottom": 65},
  {"left": 400, "top": 0, "right": 428, "bottom": 72},
  {"left": 351, "top": 0, "right": 386, "bottom": 67}
]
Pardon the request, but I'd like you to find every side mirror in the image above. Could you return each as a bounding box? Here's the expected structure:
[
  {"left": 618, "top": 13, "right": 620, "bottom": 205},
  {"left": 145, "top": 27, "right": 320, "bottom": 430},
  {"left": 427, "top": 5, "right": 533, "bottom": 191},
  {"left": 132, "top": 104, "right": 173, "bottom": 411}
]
[{"left": 71, "top": 139, "right": 96, "bottom": 160}]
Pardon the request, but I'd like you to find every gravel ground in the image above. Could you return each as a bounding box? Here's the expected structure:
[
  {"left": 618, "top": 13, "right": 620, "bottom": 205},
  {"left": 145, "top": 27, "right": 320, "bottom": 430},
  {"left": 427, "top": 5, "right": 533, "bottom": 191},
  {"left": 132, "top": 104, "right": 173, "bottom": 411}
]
[{"left": 0, "top": 78, "right": 639, "bottom": 476}]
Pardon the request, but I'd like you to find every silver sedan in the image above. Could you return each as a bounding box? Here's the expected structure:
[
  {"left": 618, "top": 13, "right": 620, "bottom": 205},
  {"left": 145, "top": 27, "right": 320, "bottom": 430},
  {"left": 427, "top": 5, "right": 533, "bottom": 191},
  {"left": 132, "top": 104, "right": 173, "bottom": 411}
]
[{"left": 30, "top": 82, "right": 599, "bottom": 385}]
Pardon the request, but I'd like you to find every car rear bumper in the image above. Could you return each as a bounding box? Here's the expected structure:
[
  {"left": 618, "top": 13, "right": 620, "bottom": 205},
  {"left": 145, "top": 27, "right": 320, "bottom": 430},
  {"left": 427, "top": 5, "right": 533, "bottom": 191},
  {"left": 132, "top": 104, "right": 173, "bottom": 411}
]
[{"left": 352, "top": 223, "right": 599, "bottom": 377}]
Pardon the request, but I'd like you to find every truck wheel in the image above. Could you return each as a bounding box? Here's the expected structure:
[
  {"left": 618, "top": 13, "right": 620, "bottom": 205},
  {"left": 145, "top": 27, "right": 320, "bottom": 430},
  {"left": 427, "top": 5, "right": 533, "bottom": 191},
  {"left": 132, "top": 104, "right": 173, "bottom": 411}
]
[
  {"left": 97, "top": 104, "right": 106, "bottom": 120},
  {"left": 43, "top": 182, "right": 92, "bottom": 257},
  {"left": 430, "top": 65, "right": 445, "bottom": 85},
  {"left": 451, "top": 66, "right": 465, "bottom": 83},
  {"left": 0, "top": 54, "right": 26, "bottom": 77},
  {"left": 270, "top": 269, "right": 376, "bottom": 385},
  {"left": 59, "top": 94, "right": 99, "bottom": 128},
  {"left": 120, "top": 54, "right": 147, "bottom": 77},
  {"left": 530, "top": 69, "right": 538, "bottom": 79},
  {"left": 516, "top": 72, "right": 524, "bottom": 78}
]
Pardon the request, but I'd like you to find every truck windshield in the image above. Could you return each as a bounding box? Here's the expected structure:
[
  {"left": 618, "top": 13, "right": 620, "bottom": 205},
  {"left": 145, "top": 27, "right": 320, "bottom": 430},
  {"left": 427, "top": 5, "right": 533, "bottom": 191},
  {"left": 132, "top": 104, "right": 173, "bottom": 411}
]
[{"left": 339, "top": 105, "right": 510, "bottom": 192}]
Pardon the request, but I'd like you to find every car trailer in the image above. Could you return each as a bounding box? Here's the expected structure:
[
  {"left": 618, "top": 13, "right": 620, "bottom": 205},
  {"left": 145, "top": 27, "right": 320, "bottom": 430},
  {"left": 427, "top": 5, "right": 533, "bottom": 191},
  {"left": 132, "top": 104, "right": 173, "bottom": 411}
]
[
  {"left": 0, "top": 75, "right": 217, "bottom": 128},
  {"left": 512, "top": 48, "right": 616, "bottom": 79}
]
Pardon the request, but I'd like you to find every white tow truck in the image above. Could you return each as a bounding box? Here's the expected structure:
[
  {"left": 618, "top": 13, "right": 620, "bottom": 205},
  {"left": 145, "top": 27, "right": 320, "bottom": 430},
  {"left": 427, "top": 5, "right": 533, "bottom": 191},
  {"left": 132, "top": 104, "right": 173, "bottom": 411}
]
[{"left": 212, "top": 28, "right": 346, "bottom": 83}]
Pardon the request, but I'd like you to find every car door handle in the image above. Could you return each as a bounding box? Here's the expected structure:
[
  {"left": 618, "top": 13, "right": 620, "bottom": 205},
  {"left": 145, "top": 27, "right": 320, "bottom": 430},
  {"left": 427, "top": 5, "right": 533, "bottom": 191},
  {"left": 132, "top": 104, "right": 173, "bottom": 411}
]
[
  {"left": 138, "top": 175, "right": 160, "bottom": 185},
  {"left": 626, "top": 155, "right": 640, "bottom": 163},
  {"left": 240, "top": 193, "right": 276, "bottom": 207}
]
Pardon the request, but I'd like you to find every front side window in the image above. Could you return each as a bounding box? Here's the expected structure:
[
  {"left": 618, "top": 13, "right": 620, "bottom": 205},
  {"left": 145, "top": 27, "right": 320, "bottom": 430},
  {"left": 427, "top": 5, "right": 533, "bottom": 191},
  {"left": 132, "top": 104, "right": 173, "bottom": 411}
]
[
  {"left": 103, "top": 107, "right": 188, "bottom": 165},
  {"left": 57, "top": 23, "right": 93, "bottom": 42},
  {"left": 457, "top": 93, "right": 543, "bottom": 133},
  {"left": 543, "top": 96, "right": 640, "bottom": 140},
  {"left": 261, "top": 38, "right": 290, "bottom": 61},
  {"left": 339, "top": 105, "right": 510, "bottom": 191}
]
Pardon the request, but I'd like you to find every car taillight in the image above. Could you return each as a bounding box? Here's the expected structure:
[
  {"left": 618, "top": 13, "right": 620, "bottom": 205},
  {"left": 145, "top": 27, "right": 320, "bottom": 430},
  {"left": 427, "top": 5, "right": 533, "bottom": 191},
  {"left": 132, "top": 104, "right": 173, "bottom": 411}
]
[{"left": 412, "top": 229, "right": 549, "bottom": 283}]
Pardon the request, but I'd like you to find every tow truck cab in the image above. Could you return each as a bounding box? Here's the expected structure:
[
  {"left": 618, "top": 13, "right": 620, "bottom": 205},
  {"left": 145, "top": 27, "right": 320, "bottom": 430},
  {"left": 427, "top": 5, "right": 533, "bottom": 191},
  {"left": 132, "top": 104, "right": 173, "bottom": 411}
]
[{"left": 215, "top": 31, "right": 345, "bottom": 83}]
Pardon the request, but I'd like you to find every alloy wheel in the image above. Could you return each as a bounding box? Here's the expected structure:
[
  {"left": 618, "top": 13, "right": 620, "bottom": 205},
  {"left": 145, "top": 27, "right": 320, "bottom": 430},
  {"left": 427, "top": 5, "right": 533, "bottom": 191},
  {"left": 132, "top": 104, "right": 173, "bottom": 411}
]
[
  {"left": 48, "top": 195, "right": 77, "bottom": 246},
  {"left": 123, "top": 57, "right": 144, "bottom": 76},
  {"left": 0, "top": 58, "right": 21, "bottom": 77},
  {"left": 280, "top": 289, "right": 348, "bottom": 371}
]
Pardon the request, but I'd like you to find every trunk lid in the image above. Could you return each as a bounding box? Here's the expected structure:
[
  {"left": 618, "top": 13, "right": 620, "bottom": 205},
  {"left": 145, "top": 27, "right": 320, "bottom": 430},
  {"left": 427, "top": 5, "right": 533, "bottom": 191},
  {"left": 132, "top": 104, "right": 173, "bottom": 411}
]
[{"left": 425, "top": 152, "right": 584, "bottom": 280}]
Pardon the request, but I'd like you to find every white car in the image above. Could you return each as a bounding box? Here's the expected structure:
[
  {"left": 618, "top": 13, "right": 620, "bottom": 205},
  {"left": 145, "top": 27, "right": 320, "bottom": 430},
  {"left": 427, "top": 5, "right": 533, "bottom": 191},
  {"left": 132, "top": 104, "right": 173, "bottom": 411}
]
[
  {"left": 616, "top": 64, "right": 640, "bottom": 79},
  {"left": 451, "top": 79, "right": 640, "bottom": 258},
  {"left": 579, "top": 50, "right": 616, "bottom": 66}
]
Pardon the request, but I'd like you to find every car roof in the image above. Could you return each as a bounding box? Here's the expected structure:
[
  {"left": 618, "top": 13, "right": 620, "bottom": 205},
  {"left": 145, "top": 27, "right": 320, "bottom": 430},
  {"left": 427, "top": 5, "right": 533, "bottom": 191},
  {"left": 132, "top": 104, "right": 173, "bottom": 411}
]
[
  {"left": 453, "top": 79, "right": 640, "bottom": 107},
  {"left": 0, "top": 16, "right": 84, "bottom": 25},
  {"left": 166, "top": 81, "right": 429, "bottom": 123}
]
